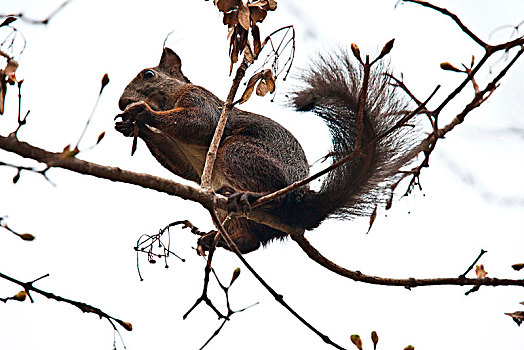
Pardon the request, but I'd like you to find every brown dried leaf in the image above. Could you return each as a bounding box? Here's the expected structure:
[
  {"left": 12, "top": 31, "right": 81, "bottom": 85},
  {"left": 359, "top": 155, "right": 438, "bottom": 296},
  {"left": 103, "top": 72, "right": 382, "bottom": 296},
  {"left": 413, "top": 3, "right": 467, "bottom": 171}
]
[
  {"left": 252, "top": 24, "right": 261, "bottom": 55},
  {"left": 244, "top": 43, "right": 254, "bottom": 64},
  {"left": 256, "top": 80, "right": 268, "bottom": 96},
  {"left": 215, "top": 0, "right": 242, "bottom": 12},
  {"left": 238, "top": 2, "right": 251, "bottom": 30},
  {"left": 239, "top": 71, "right": 262, "bottom": 103},
  {"left": 5, "top": 59, "right": 18, "bottom": 84},
  {"left": 505, "top": 311, "right": 524, "bottom": 326},
  {"left": 0, "top": 76, "right": 6, "bottom": 115},
  {"left": 262, "top": 69, "right": 275, "bottom": 93},
  {"left": 227, "top": 26, "right": 235, "bottom": 40},
  {"left": 249, "top": 6, "right": 267, "bottom": 23},
  {"left": 223, "top": 11, "right": 239, "bottom": 27},
  {"left": 264, "top": 0, "right": 277, "bottom": 11}
]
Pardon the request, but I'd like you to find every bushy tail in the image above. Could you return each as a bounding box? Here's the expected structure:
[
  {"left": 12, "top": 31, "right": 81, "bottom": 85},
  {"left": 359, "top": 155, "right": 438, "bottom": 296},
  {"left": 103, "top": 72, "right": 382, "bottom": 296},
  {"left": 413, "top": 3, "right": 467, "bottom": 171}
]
[{"left": 290, "top": 49, "right": 420, "bottom": 230}]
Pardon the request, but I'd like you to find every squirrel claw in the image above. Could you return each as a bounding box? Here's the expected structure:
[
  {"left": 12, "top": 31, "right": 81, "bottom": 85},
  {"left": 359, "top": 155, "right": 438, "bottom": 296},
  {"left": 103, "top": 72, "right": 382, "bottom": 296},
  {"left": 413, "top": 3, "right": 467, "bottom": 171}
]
[
  {"left": 227, "top": 191, "right": 261, "bottom": 215},
  {"left": 115, "top": 120, "right": 135, "bottom": 137}
]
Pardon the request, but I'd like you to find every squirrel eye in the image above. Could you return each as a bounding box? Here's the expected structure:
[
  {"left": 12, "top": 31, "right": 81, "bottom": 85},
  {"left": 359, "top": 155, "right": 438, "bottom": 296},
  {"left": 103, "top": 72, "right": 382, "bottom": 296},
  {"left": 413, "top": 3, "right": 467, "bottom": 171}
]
[{"left": 143, "top": 70, "right": 155, "bottom": 80}]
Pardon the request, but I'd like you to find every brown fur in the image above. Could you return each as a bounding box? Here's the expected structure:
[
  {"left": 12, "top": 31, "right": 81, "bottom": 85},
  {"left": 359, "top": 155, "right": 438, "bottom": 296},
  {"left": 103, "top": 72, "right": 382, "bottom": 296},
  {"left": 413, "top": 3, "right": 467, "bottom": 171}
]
[{"left": 115, "top": 48, "right": 418, "bottom": 253}]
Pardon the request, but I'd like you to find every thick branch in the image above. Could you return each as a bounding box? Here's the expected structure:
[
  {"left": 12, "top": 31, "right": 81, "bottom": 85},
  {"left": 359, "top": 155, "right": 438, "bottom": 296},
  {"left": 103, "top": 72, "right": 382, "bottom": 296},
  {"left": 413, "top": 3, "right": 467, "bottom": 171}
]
[{"left": 0, "top": 133, "right": 217, "bottom": 210}]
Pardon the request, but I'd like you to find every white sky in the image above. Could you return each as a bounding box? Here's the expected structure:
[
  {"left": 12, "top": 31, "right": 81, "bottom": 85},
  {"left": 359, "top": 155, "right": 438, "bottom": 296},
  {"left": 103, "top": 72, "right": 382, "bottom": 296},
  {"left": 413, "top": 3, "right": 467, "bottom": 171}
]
[{"left": 1, "top": 1, "right": 523, "bottom": 350}]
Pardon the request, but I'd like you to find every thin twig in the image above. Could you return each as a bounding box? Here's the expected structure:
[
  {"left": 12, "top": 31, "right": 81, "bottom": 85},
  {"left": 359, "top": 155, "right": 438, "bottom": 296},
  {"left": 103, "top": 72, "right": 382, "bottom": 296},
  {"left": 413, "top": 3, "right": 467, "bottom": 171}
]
[
  {"left": 0, "top": 0, "right": 73, "bottom": 25},
  {"left": 460, "top": 249, "right": 488, "bottom": 279},
  {"left": 0, "top": 271, "right": 132, "bottom": 331}
]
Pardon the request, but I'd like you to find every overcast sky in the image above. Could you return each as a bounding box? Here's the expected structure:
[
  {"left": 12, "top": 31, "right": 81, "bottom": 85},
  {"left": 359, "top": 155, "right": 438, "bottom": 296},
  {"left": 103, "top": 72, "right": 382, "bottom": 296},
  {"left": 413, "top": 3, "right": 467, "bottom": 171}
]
[{"left": 1, "top": 1, "right": 524, "bottom": 350}]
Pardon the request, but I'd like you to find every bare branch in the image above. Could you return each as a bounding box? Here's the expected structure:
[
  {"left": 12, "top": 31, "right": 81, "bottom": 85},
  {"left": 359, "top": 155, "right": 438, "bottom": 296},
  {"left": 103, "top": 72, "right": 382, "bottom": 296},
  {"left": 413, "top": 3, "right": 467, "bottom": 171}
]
[
  {"left": 0, "top": 271, "right": 132, "bottom": 332},
  {"left": 0, "top": 0, "right": 72, "bottom": 26},
  {"left": 288, "top": 231, "right": 524, "bottom": 290}
]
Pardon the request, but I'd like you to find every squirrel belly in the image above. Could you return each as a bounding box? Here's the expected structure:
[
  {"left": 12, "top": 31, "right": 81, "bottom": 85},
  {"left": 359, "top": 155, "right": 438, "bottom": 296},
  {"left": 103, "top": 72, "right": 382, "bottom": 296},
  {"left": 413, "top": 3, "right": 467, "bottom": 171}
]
[{"left": 115, "top": 48, "right": 417, "bottom": 253}]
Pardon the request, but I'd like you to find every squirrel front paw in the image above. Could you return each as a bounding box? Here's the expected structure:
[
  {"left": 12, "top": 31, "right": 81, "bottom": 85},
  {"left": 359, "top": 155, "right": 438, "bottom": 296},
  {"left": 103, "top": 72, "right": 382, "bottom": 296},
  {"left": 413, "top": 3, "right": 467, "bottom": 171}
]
[
  {"left": 116, "top": 101, "right": 153, "bottom": 124},
  {"left": 114, "top": 119, "right": 135, "bottom": 137}
]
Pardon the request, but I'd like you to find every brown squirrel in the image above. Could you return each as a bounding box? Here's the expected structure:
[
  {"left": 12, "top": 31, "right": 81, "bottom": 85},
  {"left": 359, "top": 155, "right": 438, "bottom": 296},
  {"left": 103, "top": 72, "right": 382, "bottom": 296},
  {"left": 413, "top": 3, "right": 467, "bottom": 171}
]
[{"left": 115, "top": 48, "right": 416, "bottom": 253}]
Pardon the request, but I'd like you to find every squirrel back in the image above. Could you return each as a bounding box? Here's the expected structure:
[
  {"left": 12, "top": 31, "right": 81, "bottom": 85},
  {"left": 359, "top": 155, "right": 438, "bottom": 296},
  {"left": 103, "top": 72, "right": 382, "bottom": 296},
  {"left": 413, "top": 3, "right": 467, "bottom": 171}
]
[{"left": 116, "top": 48, "right": 418, "bottom": 253}]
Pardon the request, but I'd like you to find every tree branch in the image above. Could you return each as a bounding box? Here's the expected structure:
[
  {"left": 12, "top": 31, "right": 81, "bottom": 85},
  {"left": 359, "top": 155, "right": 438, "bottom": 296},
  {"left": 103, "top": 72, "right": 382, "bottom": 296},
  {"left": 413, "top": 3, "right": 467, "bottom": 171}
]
[{"left": 0, "top": 271, "right": 132, "bottom": 331}]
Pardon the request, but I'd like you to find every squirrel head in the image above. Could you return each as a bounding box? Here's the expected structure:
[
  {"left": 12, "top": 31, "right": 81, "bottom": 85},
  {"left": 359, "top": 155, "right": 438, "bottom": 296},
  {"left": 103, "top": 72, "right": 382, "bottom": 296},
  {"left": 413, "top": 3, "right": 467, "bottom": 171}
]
[{"left": 119, "top": 48, "right": 191, "bottom": 111}]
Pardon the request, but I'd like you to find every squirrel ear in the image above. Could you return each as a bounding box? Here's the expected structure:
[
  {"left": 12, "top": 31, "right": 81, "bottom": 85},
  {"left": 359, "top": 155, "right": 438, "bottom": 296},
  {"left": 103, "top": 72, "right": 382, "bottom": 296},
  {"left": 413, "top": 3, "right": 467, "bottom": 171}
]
[{"left": 159, "top": 47, "right": 183, "bottom": 77}]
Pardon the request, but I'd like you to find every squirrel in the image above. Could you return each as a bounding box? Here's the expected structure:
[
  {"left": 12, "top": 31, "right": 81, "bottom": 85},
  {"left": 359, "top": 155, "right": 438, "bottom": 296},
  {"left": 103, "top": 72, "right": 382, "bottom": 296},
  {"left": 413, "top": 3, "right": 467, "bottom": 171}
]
[{"left": 115, "top": 47, "right": 417, "bottom": 254}]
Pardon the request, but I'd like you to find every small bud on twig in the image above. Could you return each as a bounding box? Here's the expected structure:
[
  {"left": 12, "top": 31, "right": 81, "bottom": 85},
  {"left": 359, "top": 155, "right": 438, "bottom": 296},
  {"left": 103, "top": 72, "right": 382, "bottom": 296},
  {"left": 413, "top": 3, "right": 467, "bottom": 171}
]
[
  {"left": 440, "top": 62, "right": 463, "bottom": 73},
  {"left": 350, "top": 334, "right": 363, "bottom": 350},
  {"left": 230, "top": 267, "right": 241, "bottom": 286},
  {"left": 12, "top": 290, "right": 27, "bottom": 302},
  {"left": 351, "top": 43, "right": 362, "bottom": 64}
]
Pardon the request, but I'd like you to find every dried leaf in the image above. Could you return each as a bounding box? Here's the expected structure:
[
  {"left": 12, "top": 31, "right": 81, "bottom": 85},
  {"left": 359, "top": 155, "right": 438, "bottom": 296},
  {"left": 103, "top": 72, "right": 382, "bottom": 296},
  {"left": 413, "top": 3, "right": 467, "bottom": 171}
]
[
  {"left": 249, "top": 6, "right": 267, "bottom": 23},
  {"left": 239, "top": 71, "right": 262, "bottom": 103},
  {"left": 227, "top": 26, "right": 235, "bottom": 40},
  {"left": 238, "top": 2, "right": 251, "bottom": 30},
  {"left": 215, "top": 0, "right": 242, "bottom": 12},
  {"left": 0, "top": 17, "right": 17, "bottom": 27},
  {"left": 264, "top": 0, "right": 277, "bottom": 10},
  {"left": 252, "top": 24, "right": 261, "bottom": 55},
  {"left": 223, "top": 11, "right": 239, "bottom": 27},
  {"left": 0, "top": 76, "right": 6, "bottom": 115},
  {"left": 5, "top": 59, "right": 18, "bottom": 83},
  {"left": 262, "top": 69, "right": 275, "bottom": 93},
  {"left": 244, "top": 44, "right": 254, "bottom": 64},
  {"left": 475, "top": 264, "right": 487, "bottom": 279},
  {"left": 256, "top": 80, "right": 268, "bottom": 96},
  {"left": 505, "top": 311, "right": 524, "bottom": 326},
  {"left": 511, "top": 263, "right": 524, "bottom": 271}
]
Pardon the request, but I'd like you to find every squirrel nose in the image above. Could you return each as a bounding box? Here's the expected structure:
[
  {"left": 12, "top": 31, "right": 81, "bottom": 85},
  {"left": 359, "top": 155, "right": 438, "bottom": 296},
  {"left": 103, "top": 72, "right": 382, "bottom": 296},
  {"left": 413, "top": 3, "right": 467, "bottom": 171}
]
[{"left": 119, "top": 96, "right": 132, "bottom": 111}]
